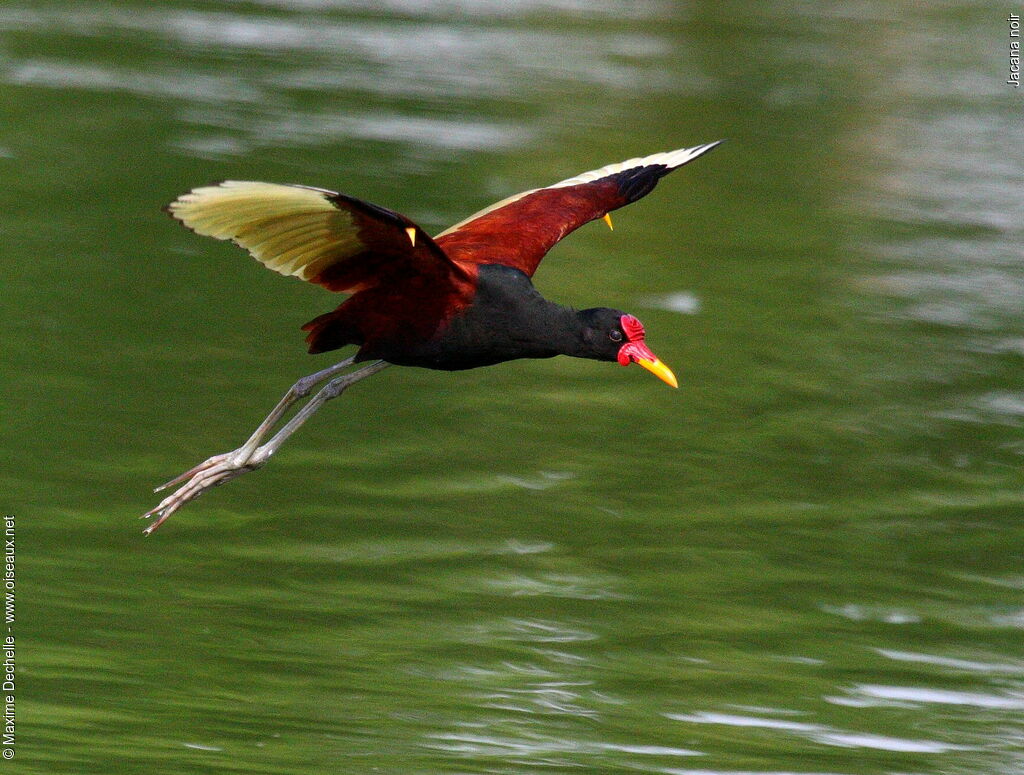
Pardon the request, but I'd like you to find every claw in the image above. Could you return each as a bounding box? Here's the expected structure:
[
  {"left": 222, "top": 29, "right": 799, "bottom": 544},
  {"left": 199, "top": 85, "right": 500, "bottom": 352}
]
[{"left": 142, "top": 506, "right": 175, "bottom": 536}]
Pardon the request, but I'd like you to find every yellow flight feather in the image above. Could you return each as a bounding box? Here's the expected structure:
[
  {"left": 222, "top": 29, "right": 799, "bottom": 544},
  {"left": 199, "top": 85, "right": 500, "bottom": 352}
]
[{"left": 166, "top": 181, "right": 361, "bottom": 283}]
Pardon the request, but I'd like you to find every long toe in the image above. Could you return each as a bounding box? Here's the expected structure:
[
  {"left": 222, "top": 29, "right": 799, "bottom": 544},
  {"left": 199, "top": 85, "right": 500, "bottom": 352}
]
[
  {"left": 141, "top": 452, "right": 268, "bottom": 534},
  {"left": 143, "top": 459, "right": 240, "bottom": 533},
  {"left": 154, "top": 452, "right": 235, "bottom": 492}
]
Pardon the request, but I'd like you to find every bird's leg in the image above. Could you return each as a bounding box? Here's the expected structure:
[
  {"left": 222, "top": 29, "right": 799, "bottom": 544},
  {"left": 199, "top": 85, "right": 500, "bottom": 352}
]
[
  {"left": 250, "top": 359, "right": 391, "bottom": 461},
  {"left": 153, "top": 356, "right": 358, "bottom": 494},
  {"left": 142, "top": 357, "right": 387, "bottom": 535}
]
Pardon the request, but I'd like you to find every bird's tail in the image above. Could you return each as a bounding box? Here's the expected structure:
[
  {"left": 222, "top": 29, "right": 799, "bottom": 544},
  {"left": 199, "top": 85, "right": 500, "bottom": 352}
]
[{"left": 301, "top": 308, "right": 361, "bottom": 355}]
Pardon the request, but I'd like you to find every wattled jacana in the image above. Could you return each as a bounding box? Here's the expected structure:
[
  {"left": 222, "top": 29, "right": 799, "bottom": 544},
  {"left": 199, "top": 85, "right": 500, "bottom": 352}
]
[{"left": 143, "top": 141, "right": 723, "bottom": 533}]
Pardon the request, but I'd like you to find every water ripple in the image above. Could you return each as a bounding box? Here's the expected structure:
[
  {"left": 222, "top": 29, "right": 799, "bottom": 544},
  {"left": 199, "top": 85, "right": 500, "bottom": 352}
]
[
  {"left": 667, "top": 711, "right": 970, "bottom": 754},
  {"left": 876, "top": 648, "right": 1024, "bottom": 675},
  {"left": 483, "top": 573, "right": 628, "bottom": 601},
  {"left": 848, "top": 684, "right": 1024, "bottom": 710},
  {"left": 819, "top": 603, "right": 921, "bottom": 624},
  {"left": 220, "top": 0, "right": 673, "bottom": 19},
  {"left": 426, "top": 730, "right": 702, "bottom": 757},
  {"left": 6, "top": 59, "right": 265, "bottom": 103},
  {"left": 1, "top": 7, "right": 678, "bottom": 95},
  {"left": 641, "top": 290, "right": 702, "bottom": 315}
]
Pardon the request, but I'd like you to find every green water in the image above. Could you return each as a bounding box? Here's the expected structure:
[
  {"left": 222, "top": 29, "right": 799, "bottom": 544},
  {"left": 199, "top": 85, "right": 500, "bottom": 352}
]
[{"left": 4, "top": 1, "right": 1024, "bottom": 773}]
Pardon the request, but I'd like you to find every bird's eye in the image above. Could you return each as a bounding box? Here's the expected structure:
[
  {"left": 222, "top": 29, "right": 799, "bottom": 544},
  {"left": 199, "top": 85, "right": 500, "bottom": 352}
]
[{"left": 609, "top": 330, "right": 623, "bottom": 342}]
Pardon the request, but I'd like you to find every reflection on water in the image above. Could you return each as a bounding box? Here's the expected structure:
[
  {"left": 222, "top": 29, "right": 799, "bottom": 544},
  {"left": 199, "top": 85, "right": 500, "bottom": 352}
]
[
  {"left": 668, "top": 711, "right": 969, "bottom": 754},
  {"left": 5, "top": 0, "right": 1024, "bottom": 773},
  {"left": 840, "top": 684, "right": 1024, "bottom": 710},
  {"left": 2, "top": 2, "right": 683, "bottom": 161}
]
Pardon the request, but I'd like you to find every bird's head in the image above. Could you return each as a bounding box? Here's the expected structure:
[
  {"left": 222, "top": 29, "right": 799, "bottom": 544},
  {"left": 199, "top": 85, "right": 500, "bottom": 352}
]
[{"left": 578, "top": 309, "right": 678, "bottom": 388}]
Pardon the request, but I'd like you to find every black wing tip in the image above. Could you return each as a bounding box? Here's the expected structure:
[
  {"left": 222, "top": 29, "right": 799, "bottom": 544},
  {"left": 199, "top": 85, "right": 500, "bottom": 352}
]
[{"left": 612, "top": 140, "right": 726, "bottom": 202}]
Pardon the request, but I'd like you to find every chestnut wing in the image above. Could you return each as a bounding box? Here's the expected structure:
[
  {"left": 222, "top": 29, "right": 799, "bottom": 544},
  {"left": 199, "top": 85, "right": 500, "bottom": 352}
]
[{"left": 435, "top": 141, "right": 723, "bottom": 277}]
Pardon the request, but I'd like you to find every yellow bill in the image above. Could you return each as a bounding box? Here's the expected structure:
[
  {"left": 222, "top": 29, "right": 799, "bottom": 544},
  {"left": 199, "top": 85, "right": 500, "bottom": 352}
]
[{"left": 635, "top": 356, "right": 678, "bottom": 388}]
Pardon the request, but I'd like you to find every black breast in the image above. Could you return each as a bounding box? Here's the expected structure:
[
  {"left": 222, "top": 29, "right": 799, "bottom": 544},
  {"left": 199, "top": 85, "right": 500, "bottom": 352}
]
[{"left": 383, "top": 264, "right": 574, "bottom": 371}]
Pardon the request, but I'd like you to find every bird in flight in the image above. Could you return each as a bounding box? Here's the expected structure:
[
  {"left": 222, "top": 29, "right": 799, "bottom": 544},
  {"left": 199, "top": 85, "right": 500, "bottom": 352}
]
[{"left": 142, "top": 141, "right": 723, "bottom": 534}]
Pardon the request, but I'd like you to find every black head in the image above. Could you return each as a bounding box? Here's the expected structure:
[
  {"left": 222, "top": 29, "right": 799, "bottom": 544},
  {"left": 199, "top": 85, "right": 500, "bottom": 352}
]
[
  {"left": 578, "top": 307, "right": 633, "bottom": 361},
  {"left": 577, "top": 308, "right": 677, "bottom": 387}
]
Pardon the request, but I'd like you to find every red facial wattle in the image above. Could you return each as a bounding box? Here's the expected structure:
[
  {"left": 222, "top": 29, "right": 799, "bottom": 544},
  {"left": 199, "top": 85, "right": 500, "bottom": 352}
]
[{"left": 616, "top": 315, "right": 678, "bottom": 388}]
